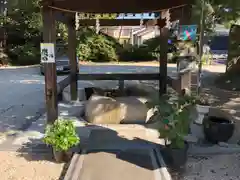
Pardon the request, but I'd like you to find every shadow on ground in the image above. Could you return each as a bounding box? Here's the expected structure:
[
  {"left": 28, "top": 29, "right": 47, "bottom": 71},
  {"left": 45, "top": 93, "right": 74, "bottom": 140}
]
[{"left": 16, "top": 125, "right": 167, "bottom": 172}]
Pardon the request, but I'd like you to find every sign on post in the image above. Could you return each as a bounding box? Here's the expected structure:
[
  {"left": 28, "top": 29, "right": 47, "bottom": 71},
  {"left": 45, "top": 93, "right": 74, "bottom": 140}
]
[
  {"left": 179, "top": 25, "right": 198, "bottom": 41},
  {"left": 40, "top": 43, "right": 55, "bottom": 63}
]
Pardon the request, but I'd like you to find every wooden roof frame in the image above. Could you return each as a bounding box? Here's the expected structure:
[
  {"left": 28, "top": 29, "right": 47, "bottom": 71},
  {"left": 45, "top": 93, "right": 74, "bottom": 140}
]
[
  {"left": 41, "top": 0, "right": 193, "bottom": 123},
  {"left": 42, "top": 0, "right": 191, "bottom": 13},
  {"left": 53, "top": 3, "right": 192, "bottom": 27},
  {"left": 55, "top": 11, "right": 167, "bottom": 27}
]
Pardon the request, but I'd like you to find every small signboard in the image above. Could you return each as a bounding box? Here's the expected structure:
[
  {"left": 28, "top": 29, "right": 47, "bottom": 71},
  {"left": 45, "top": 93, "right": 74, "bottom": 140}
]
[
  {"left": 179, "top": 25, "right": 198, "bottom": 41},
  {"left": 40, "top": 43, "right": 55, "bottom": 63}
]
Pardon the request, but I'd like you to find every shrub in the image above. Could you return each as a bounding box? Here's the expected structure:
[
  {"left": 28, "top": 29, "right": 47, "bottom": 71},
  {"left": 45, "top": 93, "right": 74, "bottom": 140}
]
[
  {"left": 7, "top": 43, "right": 40, "bottom": 65},
  {"left": 43, "top": 119, "right": 80, "bottom": 151},
  {"left": 119, "top": 45, "right": 157, "bottom": 62},
  {"left": 77, "top": 28, "right": 120, "bottom": 62}
]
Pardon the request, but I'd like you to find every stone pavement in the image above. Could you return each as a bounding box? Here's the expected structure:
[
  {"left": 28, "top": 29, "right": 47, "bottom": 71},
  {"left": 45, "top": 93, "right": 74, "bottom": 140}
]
[{"left": 77, "top": 150, "right": 157, "bottom": 180}]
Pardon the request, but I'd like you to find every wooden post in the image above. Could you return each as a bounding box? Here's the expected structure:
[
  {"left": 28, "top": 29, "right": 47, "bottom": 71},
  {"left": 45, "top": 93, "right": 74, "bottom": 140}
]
[
  {"left": 68, "top": 18, "right": 78, "bottom": 100},
  {"left": 159, "top": 27, "right": 168, "bottom": 95},
  {"left": 118, "top": 80, "right": 124, "bottom": 93},
  {"left": 158, "top": 11, "right": 169, "bottom": 95},
  {"left": 197, "top": 0, "right": 205, "bottom": 95},
  {"left": 42, "top": 6, "right": 58, "bottom": 124}
]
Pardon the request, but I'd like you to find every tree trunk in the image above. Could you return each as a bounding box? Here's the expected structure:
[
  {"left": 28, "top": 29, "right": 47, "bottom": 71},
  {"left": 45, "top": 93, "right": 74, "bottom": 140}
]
[{"left": 226, "top": 24, "right": 240, "bottom": 74}]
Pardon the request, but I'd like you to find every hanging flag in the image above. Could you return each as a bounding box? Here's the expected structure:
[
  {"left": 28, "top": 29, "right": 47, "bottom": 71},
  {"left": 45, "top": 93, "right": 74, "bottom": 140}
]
[{"left": 179, "top": 25, "right": 198, "bottom": 41}]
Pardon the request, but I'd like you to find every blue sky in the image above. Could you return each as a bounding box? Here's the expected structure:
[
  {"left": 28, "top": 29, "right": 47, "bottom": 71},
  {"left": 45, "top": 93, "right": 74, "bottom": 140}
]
[{"left": 116, "top": 13, "right": 158, "bottom": 19}]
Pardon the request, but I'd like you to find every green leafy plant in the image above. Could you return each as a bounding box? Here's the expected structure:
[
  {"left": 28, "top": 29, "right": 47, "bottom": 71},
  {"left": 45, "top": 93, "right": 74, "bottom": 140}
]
[
  {"left": 149, "top": 94, "right": 194, "bottom": 149},
  {"left": 76, "top": 28, "right": 120, "bottom": 62},
  {"left": 43, "top": 119, "right": 80, "bottom": 151}
]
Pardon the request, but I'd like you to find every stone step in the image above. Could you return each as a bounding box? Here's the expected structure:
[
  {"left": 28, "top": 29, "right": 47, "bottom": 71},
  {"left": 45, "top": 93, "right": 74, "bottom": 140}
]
[
  {"left": 64, "top": 148, "right": 170, "bottom": 180},
  {"left": 64, "top": 129, "right": 171, "bottom": 180}
]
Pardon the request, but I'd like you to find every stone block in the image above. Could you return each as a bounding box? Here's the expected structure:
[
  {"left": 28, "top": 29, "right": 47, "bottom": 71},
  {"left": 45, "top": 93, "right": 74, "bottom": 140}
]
[
  {"left": 85, "top": 95, "right": 150, "bottom": 124},
  {"left": 62, "top": 86, "right": 86, "bottom": 102}
]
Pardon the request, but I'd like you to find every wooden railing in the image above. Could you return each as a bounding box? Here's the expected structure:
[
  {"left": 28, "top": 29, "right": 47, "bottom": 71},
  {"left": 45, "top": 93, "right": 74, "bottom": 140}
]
[
  {"left": 57, "top": 70, "right": 192, "bottom": 97},
  {"left": 57, "top": 75, "right": 71, "bottom": 95}
]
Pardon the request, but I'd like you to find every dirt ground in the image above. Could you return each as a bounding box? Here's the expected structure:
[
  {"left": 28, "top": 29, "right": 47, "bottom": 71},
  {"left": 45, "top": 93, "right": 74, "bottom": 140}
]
[
  {"left": 170, "top": 153, "right": 240, "bottom": 180},
  {"left": 182, "top": 153, "right": 240, "bottom": 180},
  {"left": 177, "top": 68, "right": 240, "bottom": 180},
  {"left": 0, "top": 152, "right": 65, "bottom": 180}
]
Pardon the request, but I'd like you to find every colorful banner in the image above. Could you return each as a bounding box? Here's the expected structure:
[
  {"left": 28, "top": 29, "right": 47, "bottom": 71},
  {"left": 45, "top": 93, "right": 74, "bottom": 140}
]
[{"left": 179, "top": 25, "right": 198, "bottom": 41}]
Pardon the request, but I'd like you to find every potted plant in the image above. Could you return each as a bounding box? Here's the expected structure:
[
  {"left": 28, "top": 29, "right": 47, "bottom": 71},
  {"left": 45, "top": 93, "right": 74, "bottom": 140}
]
[
  {"left": 195, "top": 96, "right": 210, "bottom": 124},
  {"left": 150, "top": 94, "right": 193, "bottom": 169},
  {"left": 43, "top": 119, "right": 80, "bottom": 163},
  {"left": 162, "top": 106, "right": 191, "bottom": 169}
]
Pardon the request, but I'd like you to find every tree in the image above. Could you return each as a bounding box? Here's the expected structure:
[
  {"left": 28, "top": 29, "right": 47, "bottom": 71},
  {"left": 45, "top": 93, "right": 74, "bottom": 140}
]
[
  {"left": 191, "top": 0, "right": 240, "bottom": 32},
  {"left": 76, "top": 27, "right": 121, "bottom": 62},
  {"left": 2, "top": 0, "right": 42, "bottom": 65},
  {"left": 225, "top": 24, "right": 240, "bottom": 74},
  {"left": 3, "top": 0, "right": 68, "bottom": 65}
]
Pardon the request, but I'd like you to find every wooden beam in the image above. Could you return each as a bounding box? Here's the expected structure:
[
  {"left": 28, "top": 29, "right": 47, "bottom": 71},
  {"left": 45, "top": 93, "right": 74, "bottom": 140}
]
[
  {"left": 159, "top": 28, "right": 169, "bottom": 95},
  {"left": 145, "top": 19, "right": 166, "bottom": 27},
  {"left": 57, "top": 73, "right": 183, "bottom": 95},
  {"left": 158, "top": 14, "right": 169, "bottom": 95},
  {"left": 118, "top": 80, "right": 124, "bottom": 92},
  {"left": 78, "top": 19, "right": 152, "bottom": 26},
  {"left": 57, "top": 75, "right": 71, "bottom": 95},
  {"left": 54, "top": 11, "right": 166, "bottom": 27},
  {"left": 68, "top": 18, "right": 78, "bottom": 100},
  {"left": 46, "top": 0, "right": 190, "bottom": 13},
  {"left": 42, "top": 6, "right": 58, "bottom": 124},
  {"left": 77, "top": 73, "right": 160, "bottom": 80}
]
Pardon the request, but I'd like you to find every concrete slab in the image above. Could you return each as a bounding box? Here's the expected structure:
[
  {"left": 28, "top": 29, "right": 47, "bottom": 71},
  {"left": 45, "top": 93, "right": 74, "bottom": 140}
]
[
  {"left": 79, "top": 150, "right": 156, "bottom": 180},
  {"left": 64, "top": 128, "right": 171, "bottom": 180}
]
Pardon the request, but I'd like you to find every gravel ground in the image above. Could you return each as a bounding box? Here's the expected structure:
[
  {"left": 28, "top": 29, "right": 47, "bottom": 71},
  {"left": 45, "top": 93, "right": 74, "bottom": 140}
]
[
  {"left": 172, "top": 153, "right": 240, "bottom": 180},
  {"left": 0, "top": 152, "right": 65, "bottom": 180}
]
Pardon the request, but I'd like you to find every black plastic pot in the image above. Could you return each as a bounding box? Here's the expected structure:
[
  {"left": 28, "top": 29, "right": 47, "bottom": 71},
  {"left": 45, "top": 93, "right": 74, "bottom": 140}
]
[
  {"left": 162, "top": 142, "right": 189, "bottom": 170},
  {"left": 53, "top": 149, "right": 73, "bottom": 163},
  {"left": 53, "top": 150, "right": 65, "bottom": 163},
  {"left": 203, "top": 116, "right": 235, "bottom": 144}
]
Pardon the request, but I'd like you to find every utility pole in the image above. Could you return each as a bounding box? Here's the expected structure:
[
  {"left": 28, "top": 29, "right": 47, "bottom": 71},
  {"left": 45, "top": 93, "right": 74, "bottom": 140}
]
[{"left": 197, "top": 0, "right": 205, "bottom": 95}]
